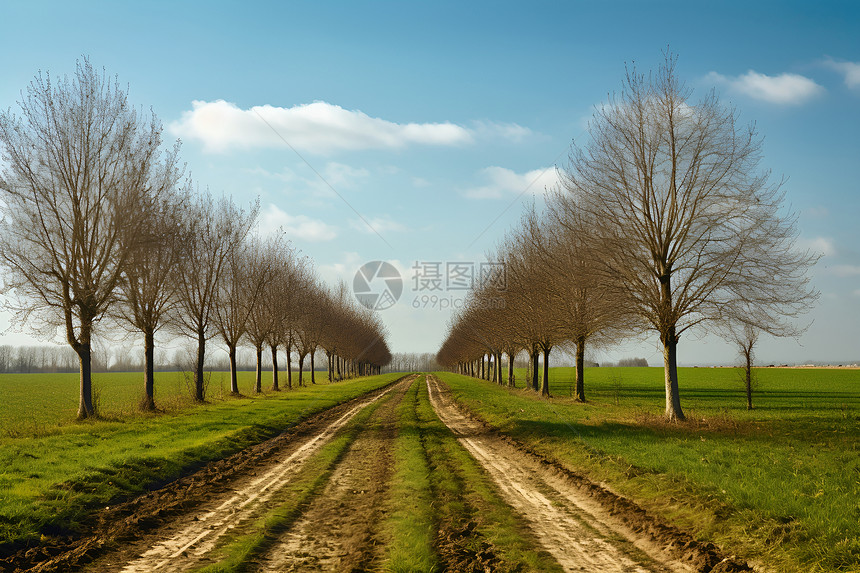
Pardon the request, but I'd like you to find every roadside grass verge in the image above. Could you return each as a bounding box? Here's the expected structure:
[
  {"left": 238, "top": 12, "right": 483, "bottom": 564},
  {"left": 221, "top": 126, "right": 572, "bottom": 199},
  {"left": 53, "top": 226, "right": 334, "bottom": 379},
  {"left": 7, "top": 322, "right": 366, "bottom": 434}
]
[
  {"left": 435, "top": 369, "right": 860, "bottom": 573},
  {"left": 193, "top": 388, "right": 393, "bottom": 573},
  {"left": 0, "top": 373, "right": 402, "bottom": 551},
  {"left": 417, "top": 376, "right": 562, "bottom": 572},
  {"left": 383, "top": 375, "right": 438, "bottom": 572}
]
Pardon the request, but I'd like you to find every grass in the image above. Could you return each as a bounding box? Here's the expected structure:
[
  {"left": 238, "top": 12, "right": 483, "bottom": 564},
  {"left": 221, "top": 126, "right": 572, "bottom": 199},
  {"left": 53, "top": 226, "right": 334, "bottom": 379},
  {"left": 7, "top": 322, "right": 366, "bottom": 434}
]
[
  {"left": 416, "top": 376, "right": 563, "bottom": 572},
  {"left": 0, "top": 372, "right": 401, "bottom": 550},
  {"left": 193, "top": 390, "right": 391, "bottom": 573},
  {"left": 435, "top": 367, "right": 860, "bottom": 573},
  {"left": 383, "top": 375, "right": 439, "bottom": 572},
  {"left": 0, "top": 370, "right": 321, "bottom": 433}
]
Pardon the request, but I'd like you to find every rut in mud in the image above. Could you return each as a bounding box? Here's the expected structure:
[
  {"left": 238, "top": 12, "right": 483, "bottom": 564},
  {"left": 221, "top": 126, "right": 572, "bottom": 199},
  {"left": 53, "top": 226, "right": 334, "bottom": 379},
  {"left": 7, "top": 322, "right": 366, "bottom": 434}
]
[{"left": 426, "top": 375, "right": 749, "bottom": 573}]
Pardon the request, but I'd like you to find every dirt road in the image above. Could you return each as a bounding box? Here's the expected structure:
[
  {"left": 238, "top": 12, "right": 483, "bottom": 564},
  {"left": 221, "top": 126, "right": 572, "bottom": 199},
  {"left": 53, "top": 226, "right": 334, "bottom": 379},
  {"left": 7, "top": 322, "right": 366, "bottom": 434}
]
[
  {"left": 77, "top": 376, "right": 414, "bottom": 573},
  {"left": 427, "top": 374, "right": 700, "bottom": 573}
]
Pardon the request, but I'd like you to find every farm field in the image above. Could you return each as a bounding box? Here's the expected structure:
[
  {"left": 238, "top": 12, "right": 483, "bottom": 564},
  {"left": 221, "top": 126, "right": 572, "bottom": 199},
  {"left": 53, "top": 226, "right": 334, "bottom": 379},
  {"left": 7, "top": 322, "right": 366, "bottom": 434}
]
[
  {"left": 436, "top": 367, "right": 860, "bottom": 572},
  {"left": 0, "top": 370, "right": 322, "bottom": 434},
  {"left": 0, "top": 371, "right": 401, "bottom": 556}
]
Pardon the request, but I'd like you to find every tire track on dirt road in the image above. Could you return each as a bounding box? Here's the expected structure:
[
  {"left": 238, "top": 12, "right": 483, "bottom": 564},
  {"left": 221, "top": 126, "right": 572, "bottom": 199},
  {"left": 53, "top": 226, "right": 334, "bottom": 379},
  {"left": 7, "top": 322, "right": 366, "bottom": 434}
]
[
  {"left": 92, "top": 376, "right": 416, "bottom": 573},
  {"left": 253, "top": 372, "right": 406, "bottom": 572},
  {"left": 426, "top": 374, "right": 689, "bottom": 573}
]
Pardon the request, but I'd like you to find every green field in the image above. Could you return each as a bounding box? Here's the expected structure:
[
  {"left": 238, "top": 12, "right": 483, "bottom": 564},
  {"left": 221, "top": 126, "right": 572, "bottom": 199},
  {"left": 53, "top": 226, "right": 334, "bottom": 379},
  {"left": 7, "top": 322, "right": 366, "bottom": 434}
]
[
  {"left": 436, "top": 367, "right": 860, "bottom": 573},
  {"left": 0, "top": 369, "right": 321, "bottom": 435},
  {"left": 0, "top": 371, "right": 400, "bottom": 550}
]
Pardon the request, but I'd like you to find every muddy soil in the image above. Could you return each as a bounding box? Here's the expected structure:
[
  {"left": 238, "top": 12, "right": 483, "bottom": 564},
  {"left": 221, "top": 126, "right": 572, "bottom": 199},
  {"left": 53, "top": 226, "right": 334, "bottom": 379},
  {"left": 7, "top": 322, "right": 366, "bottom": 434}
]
[
  {"left": 2, "top": 376, "right": 410, "bottom": 573},
  {"left": 426, "top": 375, "right": 751, "bottom": 573},
  {"left": 253, "top": 370, "right": 404, "bottom": 572}
]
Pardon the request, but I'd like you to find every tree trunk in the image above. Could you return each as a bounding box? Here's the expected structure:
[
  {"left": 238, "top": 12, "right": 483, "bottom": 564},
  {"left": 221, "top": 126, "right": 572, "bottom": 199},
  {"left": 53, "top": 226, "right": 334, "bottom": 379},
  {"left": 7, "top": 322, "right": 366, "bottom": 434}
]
[
  {"left": 195, "top": 331, "right": 206, "bottom": 402},
  {"left": 271, "top": 344, "right": 280, "bottom": 391},
  {"left": 298, "top": 354, "right": 305, "bottom": 387},
  {"left": 508, "top": 352, "right": 515, "bottom": 387},
  {"left": 745, "top": 353, "right": 753, "bottom": 410},
  {"left": 142, "top": 328, "right": 156, "bottom": 411},
  {"left": 574, "top": 336, "right": 586, "bottom": 402},
  {"left": 531, "top": 345, "right": 539, "bottom": 391},
  {"left": 286, "top": 350, "right": 292, "bottom": 389},
  {"left": 229, "top": 345, "right": 239, "bottom": 394},
  {"left": 310, "top": 351, "right": 316, "bottom": 384},
  {"left": 336, "top": 354, "right": 342, "bottom": 380},
  {"left": 75, "top": 341, "right": 95, "bottom": 419},
  {"left": 254, "top": 344, "right": 263, "bottom": 393},
  {"left": 541, "top": 346, "right": 551, "bottom": 396},
  {"left": 662, "top": 329, "right": 685, "bottom": 421}
]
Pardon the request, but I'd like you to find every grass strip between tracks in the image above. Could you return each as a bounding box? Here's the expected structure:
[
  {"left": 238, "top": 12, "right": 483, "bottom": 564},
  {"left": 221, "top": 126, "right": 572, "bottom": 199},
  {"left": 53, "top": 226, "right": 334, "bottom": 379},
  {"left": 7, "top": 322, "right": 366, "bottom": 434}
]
[
  {"left": 417, "top": 376, "right": 563, "bottom": 572},
  {"left": 382, "top": 375, "right": 439, "bottom": 572},
  {"left": 0, "top": 373, "right": 403, "bottom": 551},
  {"left": 192, "top": 385, "right": 394, "bottom": 573}
]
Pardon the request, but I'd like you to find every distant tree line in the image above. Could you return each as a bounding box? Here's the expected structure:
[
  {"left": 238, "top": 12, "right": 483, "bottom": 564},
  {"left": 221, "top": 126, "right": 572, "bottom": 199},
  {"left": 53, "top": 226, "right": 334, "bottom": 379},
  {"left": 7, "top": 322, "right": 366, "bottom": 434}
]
[
  {"left": 0, "top": 343, "right": 340, "bottom": 374},
  {"left": 437, "top": 54, "right": 818, "bottom": 420},
  {"left": 384, "top": 352, "right": 441, "bottom": 373},
  {"left": 0, "top": 58, "right": 391, "bottom": 418},
  {"left": 614, "top": 358, "right": 649, "bottom": 368}
]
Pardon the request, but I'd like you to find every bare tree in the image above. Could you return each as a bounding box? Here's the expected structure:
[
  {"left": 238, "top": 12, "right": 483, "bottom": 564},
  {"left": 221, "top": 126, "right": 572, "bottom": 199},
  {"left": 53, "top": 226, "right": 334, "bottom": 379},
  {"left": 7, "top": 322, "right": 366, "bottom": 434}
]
[
  {"left": 115, "top": 178, "right": 186, "bottom": 410},
  {"left": 544, "top": 193, "right": 635, "bottom": 401},
  {"left": 245, "top": 234, "right": 289, "bottom": 393},
  {"left": 564, "top": 53, "right": 819, "bottom": 420},
  {"left": 729, "top": 322, "right": 760, "bottom": 410},
  {"left": 172, "top": 192, "right": 257, "bottom": 401},
  {"left": 0, "top": 59, "right": 170, "bottom": 419},
  {"left": 213, "top": 226, "right": 267, "bottom": 395}
]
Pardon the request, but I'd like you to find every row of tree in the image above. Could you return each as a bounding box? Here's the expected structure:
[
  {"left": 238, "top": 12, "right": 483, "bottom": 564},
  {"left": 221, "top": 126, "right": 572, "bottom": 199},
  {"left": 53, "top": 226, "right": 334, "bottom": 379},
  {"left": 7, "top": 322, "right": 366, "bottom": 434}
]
[
  {"left": 0, "top": 59, "right": 390, "bottom": 418},
  {"left": 437, "top": 54, "right": 818, "bottom": 420}
]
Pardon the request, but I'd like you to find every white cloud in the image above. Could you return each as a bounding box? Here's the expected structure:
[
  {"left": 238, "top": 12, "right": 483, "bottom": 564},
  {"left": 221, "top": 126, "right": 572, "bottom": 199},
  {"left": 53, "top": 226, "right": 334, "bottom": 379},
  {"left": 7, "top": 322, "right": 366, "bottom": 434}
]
[
  {"left": 823, "top": 58, "right": 860, "bottom": 89},
  {"left": 832, "top": 265, "right": 860, "bottom": 277},
  {"left": 317, "top": 252, "right": 364, "bottom": 284},
  {"left": 258, "top": 203, "right": 337, "bottom": 241},
  {"left": 464, "top": 166, "right": 561, "bottom": 199},
  {"left": 705, "top": 70, "right": 825, "bottom": 105},
  {"left": 797, "top": 236, "right": 836, "bottom": 257},
  {"left": 322, "top": 162, "right": 370, "bottom": 187},
  {"left": 170, "top": 100, "right": 474, "bottom": 153},
  {"left": 802, "top": 205, "right": 829, "bottom": 219},
  {"left": 348, "top": 216, "right": 407, "bottom": 235},
  {"left": 471, "top": 120, "right": 532, "bottom": 142}
]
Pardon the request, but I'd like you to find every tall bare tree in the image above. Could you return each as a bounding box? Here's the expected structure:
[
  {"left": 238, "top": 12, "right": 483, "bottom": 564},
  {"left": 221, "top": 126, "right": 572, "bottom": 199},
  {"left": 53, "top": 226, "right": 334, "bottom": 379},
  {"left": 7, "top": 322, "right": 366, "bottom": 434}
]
[
  {"left": 544, "top": 194, "right": 635, "bottom": 401},
  {"left": 213, "top": 224, "right": 266, "bottom": 395},
  {"left": 565, "top": 53, "right": 818, "bottom": 420},
  {"left": 116, "top": 179, "right": 187, "bottom": 410},
  {"left": 0, "top": 59, "right": 172, "bottom": 419},
  {"left": 245, "top": 234, "right": 290, "bottom": 393},
  {"left": 172, "top": 192, "right": 257, "bottom": 401}
]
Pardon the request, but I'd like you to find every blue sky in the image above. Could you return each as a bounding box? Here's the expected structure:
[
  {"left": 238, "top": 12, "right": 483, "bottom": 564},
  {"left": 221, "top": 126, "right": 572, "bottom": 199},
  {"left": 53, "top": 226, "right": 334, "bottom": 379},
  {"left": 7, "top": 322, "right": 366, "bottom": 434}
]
[{"left": 1, "top": 0, "right": 858, "bottom": 366}]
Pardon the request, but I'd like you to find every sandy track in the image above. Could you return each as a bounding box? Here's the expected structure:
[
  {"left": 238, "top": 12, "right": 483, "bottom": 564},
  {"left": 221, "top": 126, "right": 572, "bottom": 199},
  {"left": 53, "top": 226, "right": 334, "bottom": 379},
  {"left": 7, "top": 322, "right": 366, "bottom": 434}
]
[
  {"left": 254, "top": 373, "right": 403, "bottom": 572},
  {"left": 92, "top": 377, "right": 412, "bottom": 573},
  {"left": 426, "top": 375, "right": 690, "bottom": 573}
]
